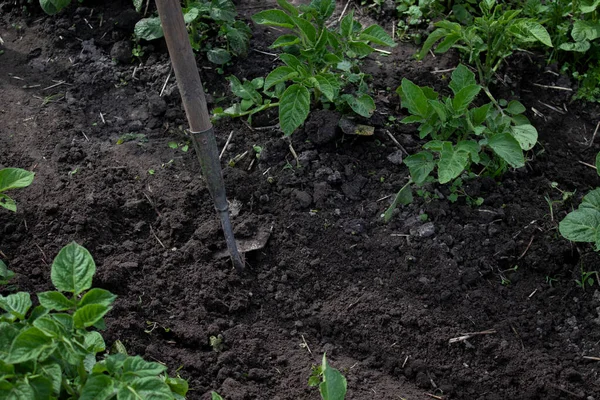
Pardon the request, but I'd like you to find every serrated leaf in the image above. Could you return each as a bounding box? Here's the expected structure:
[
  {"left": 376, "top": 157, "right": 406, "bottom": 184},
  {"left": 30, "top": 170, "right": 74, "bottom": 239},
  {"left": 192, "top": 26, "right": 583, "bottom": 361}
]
[
  {"left": 398, "top": 79, "right": 430, "bottom": 117},
  {"left": 252, "top": 9, "right": 295, "bottom": 28},
  {"left": 207, "top": 48, "right": 231, "bottom": 65},
  {"left": 51, "top": 242, "right": 95, "bottom": 295},
  {"left": 510, "top": 124, "right": 538, "bottom": 150},
  {"left": 279, "top": 84, "right": 310, "bottom": 135},
  {"left": 7, "top": 326, "right": 54, "bottom": 364},
  {"left": 0, "top": 292, "right": 31, "bottom": 320},
  {"left": 134, "top": 18, "right": 164, "bottom": 41},
  {"left": 73, "top": 304, "right": 110, "bottom": 329},
  {"left": 559, "top": 208, "right": 600, "bottom": 243},
  {"left": 488, "top": 132, "right": 525, "bottom": 168},
  {"left": 37, "top": 291, "right": 74, "bottom": 311},
  {"left": 438, "top": 142, "right": 469, "bottom": 184},
  {"left": 404, "top": 152, "right": 435, "bottom": 184},
  {"left": 452, "top": 84, "right": 480, "bottom": 113},
  {"left": 79, "top": 288, "right": 117, "bottom": 308},
  {"left": 449, "top": 64, "right": 476, "bottom": 94},
  {"left": 359, "top": 24, "right": 396, "bottom": 47}
]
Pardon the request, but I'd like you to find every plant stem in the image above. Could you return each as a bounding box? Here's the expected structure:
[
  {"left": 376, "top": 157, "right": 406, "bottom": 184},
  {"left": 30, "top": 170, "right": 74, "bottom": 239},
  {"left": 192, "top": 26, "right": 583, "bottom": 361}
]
[{"left": 482, "top": 86, "right": 504, "bottom": 116}]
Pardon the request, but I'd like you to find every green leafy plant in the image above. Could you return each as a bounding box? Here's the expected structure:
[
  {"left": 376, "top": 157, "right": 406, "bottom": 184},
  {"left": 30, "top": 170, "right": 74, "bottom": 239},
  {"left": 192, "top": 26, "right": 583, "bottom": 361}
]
[
  {"left": 134, "top": 0, "right": 251, "bottom": 65},
  {"left": 214, "top": 0, "right": 396, "bottom": 135},
  {"left": 308, "top": 353, "right": 347, "bottom": 400},
  {"left": 417, "top": 0, "right": 552, "bottom": 87},
  {"left": 575, "top": 265, "right": 598, "bottom": 290},
  {"left": 0, "top": 259, "right": 15, "bottom": 286},
  {"left": 398, "top": 64, "right": 537, "bottom": 185},
  {"left": 0, "top": 168, "right": 35, "bottom": 212},
  {"left": 0, "top": 242, "right": 188, "bottom": 399}
]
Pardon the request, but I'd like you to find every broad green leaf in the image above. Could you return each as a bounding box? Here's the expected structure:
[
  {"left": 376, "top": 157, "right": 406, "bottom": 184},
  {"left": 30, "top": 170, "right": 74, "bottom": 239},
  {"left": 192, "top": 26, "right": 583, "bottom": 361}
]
[
  {"left": 51, "top": 242, "right": 95, "bottom": 295},
  {"left": 133, "top": 0, "right": 143, "bottom": 12},
  {"left": 428, "top": 100, "right": 446, "bottom": 122},
  {"left": 134, "top": 18, "right": 164, "bottom": 41},
  {"left": 122, "top": 356, "right": 168, "bottom": 381},
  {"left": 572, "top": 20, "right": 600, "bottom": 42},
  {"left": 39, "top": 0, "right": 71, "bottom": 15},
  {"left": 277, "top": 0, "right": 299, "bottom": 16},
  {"left": 449, "top": 64, "right": 477, "bottom": 94},
  {"left": 401, "top": 115, "right": 424, "bottom": 124},
  {"left": 28, "top": 375, "right": 53, "bottom": 399},
  {"left": 470, "top": 103, "right": 492, "bottom": 126},
  {"left": 0, "top": 168, "right": 34, "bottom": 193},
  {"left": 383, "top": 184, "right": 413, "bottom": 222},
  {"left": 183, "top": 8, "right": 199, "bottom": 24},
  {"left": 212, "top": 392, "right": 224, "bottom": 400},
  {"left": 105, "top": 353, "right": 127, "bottom": 374},
  {"left": 0, "top": 323, "right": 20, "bottom": 359},
  {"left": 79, "top": 288, "right": 117, "bottom": 308},
  {"left": 340, "top": 11, "right": 354, "bottom": 38},
  {"left": 37, "top": 291, "right": 74, "bottom": 311},
  {"left": 80, "top": 375, "right": 115, "bottom": 400},
  {"left": 6, "top": 326, "right": 54, "bottom": 364},
  {"left": 438, "top": 143, "right": 469, "bottom": 184},
  {"left": 225, "top": 25, "right": 250, "bottom": 56},
  {"left": 314, "top": 75, "right": 335, "bottom": 102},
  {"left": 0, "top": 259, "right": 14, "bottom": 283},
  {"left": 343, "top": 94, "right": 375, "bottom": 117},
  {"left": 270, "top": 34, "right": 300, "bottom": 48},
  {"left": 207, "top": 48, "right": 231, "bottom": 65},
  {"left": 416, "top": 27, "right": 454, "bottom": 59},
  {"left": 580, "top": 0, "right": 600, "bottom": 13},
  {"left": 559, "top": 41, "right": 591, "bottom": 52},
  {"left": 488, "top": 132, "right": 525, "bottom": 168},
  {"left": 27, "top": 306, "right": 49, "bottom": 323},
  {"left": 252, "top": 9, "right": 295, "bottom": 28},
  {"left": 398, "top": 79, "right": 430, "bottom": 117},
  {"left": 560, "top": 208, "right": 600, "bottom": 242},
  {"left": 0, "top": 194, "right": 16, "bottom": 212},
  {"left": 73, "top": 304, "right": 110, "bottom": 329},
  {"left": 84, "top": 331, "right": 106, "bottom": 353},
  {"left": 347, "top": 41, "right": 374, "bottom": 57},
  {"left": 319, "top": 354, "right": 347, "bottom": 400},
  {"left": 291, "top": 16, "right": 317, "bottom": 44},
  {"left": 581, "top": 188, "right": 600, "bottom": 212},
  {"left": 0, "top": 380, "right": 35, "bottom": 399},
  {"left": 166, "top": 377, "right": 189, "bottom": 397},
  {"left": 506, "top": 100, "right": 526, "bottom": 115},
  {"left": 51, "top": 313, "right": 73, "bottom": 332},
  {"left": 510, "top": 124, "right": 538, "bottom": 150},
  {"left": 265, "top": 66, "right": 297, "bottom": 90},
  {"left": 521, "top": 21, "right": 553, "bottom": 47},
  {"left": 209, "top": 0, "right": 237, "bottom": 22},
  {"left": 452, "top": 84, "right": 481, "bottom": 113},
  {"left": 117, "top": 377, "right": 173, "bottom": 400},
  {"left": 423, "top": 140, "right": 445, "bottom": 152},
  {"left": 359, "top": 25, "right": 396, "bottom": 47},
  {"left": 279, "top": 84, "right": 310, "bottom": 135},
  {"left": 279, "top": 53, "right": 305, "bottom": 73},
  {"left": 33, "top": 316, "right": 66, "bottom": 337},
  {"left": 0, "top": 292, "right": 31, "bottom": 320},
  {"left": 404, "top": 152, "right": 435, "bottom": 184},
  {"left": 456, "top": 140, "right": 481, "bottom": 163},
  {"left": 435, "top": 33, "right": 461, "bottom": 53},
  {"left": 39, "top": 362, "right": 62, "bottom": 395}
]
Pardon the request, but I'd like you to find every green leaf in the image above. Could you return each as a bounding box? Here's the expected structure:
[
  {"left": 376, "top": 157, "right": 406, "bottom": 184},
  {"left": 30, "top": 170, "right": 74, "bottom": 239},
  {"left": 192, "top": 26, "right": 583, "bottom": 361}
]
[
  {"left": 133, "top": 0, "right": 143, "bottom": 13},
  {"left": 404, "top": 152, "right": 435, "bottom": 184},
  {"left": 122, "top": 356, "right": 168, "bottom": 381},
  {"left": 207, "top": 48, "right": 231, "bottom": 65},
  {"left": 73, "top": 304, "right": 110, "bottom": 329},
  {"left": 456, "top": 140, "right": 481, "bottom": 163},
  {"left": 0, "top": 380, "right": 35, "bottom": 399},
  {"left": 510, "top": 124, "right": 538, "bottom": 150},
  {"left": 265, "top": 66, "right": 297, "bottom": 90},
  {"left": 319, "top": 354, "right": 347, "bottom": 400},
  {"left": 383, "top": 184, "right": 413, "bottom": 222},
  {"left": 39, "top": 362, "right": 62, "bottom": 395},
  {"left": 470, "top": 103, "right": 492, "bottom": 126},
  {"left": 427, "top": 100, "right": 446, "bottom": 122},
  {"left": 80, "top": 375, "right": 115, "bottom": 400},
  {"left": 560, "top": 208, "right": 600, "bottom": 243},
  {"left": 183, "top": 8, "right": 199, "bottom": 24},
  {"left": 38, "top": 0, "right": 71, "bottom": 15},
  {"left": 84, "top": 331, "right": 106, "bottom": 353},
  {"left": 310, "top": 0, "right": 335, "bottom": 19},
  {"left": 0, "top": 292, "right": 31, "bottom": 320},
  {"left": 0, "top": 259, "right": 14, "bottom": 284},
  {"left": 212, "top": 392, "right": 224, "bottom": 400},
  {"left": 134, "top": 17, "right": 164, "bottom": 41},
  {"left": 291, "top": 16, "right": 317, "bottom": 44},
  {"left": 270, "top": 34, "right": 300, "bottom": 48},
  {"left": 397, "top": 79, "right": 430, "bottom": 117},
  {"left": 279, "top": 84, "right": 310, "bottom": 136},
  {"left": 0, "top": 168, "right": 35, "bottom": 193},
  {"left": 279, "top": 53, "right": 305, "bottom": 73},
  {"left": 117, "top": 377, "right": 173, "bottom": 400},
  {"left": 7, "top": 326, "right": 54, "bottom": 364},
  {"left": 581, "top": 188, "right": 600, "bottom": 212},
  {"left": 28, "top": 375, "right": 53, "bottom": 399},
  {"left": 0, "top": 194, "right": 16, "bottom": 212},
  {"left": 506, "top": 100, "right": 526, "bottom": 115},
  {"left": 521, "top": 21, "right": 553, "bottom": 47},
  {"left": 166, "top": 377, "right": 189, "bottom": 397},
  {"left": 452, "top": 84, "right": 481, "bottom": 113},
  {"left": 343, "top": 94, "right": 375, "bottom": 118},
  {"left": 314, "top": 74, "right": 335, "bottom": 102},
  {"left": 488, "top": 132, "right": 525, "bottom": 168},
  {"left": 449, "top": 64, "right": 476, "bottom": 95},
  {"left": 37, "top": 291, "right": 74, "bottom": 311},
  {"left": 360, "top": 24, "right": 396, "bottom": 47},
  {"left": 276, "top": 0, "right": 299, "bottom": 16},
  {"left": 0, "top": 323, "right": 20, "bottom": 359},
  {"left": 559, "top": 41, "right": 591, "bottom": 52},
  {"left": 438, "top": 142, "right": 469, "bottom": 184},
  {"left": 347, "top": 41, "right": 374, "bottom": 57},
  {"left": 340, "top": 11, "right": 354, "bottom": 38},
  {"left": 252, "top": 9, "right": 295, "bottom": 28},
  {"left": 225, "top": 25, "right": 250, "bottom": 57},
  {"left": 572, "top": 20, "right": 600, "bottom": 42},
  {"left": 33, "top": 316, "right": 67, "bottom": 337},
  {"left": 79, "top": 288, "right": 117, "bottom": 308},
  {"left": 51, "top": 242, "right": 96, "bottom": 295},
  {"left": 416, "top": 26, "right": 456, "bottom": 59}
]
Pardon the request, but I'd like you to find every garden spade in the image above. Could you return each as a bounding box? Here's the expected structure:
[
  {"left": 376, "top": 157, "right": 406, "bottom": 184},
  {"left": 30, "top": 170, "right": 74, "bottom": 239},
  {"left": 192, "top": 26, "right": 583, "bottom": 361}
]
[{"left": 155, "top": 0, "right": 244, "bottom": 272}]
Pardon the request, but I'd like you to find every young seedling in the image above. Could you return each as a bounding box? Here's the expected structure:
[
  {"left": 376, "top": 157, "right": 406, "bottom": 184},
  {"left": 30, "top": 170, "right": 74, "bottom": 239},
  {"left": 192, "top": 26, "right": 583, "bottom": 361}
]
[
  {"left": 308, "top": 353, "right": 347, "bottom": 400},
  {"left": 575, "top": 265, "right": 599, "bottom": 290},
  {"left": 0, "top": 167, "right": 35, "bottom": 212},
  {"left": 0, "top": 259, "right": 15, "bottom": 285}
]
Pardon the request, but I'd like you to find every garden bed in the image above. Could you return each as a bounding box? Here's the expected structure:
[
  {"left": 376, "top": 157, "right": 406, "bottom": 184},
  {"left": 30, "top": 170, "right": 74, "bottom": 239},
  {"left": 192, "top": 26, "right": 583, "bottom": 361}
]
[{"left": 1, "top": 0, "right": 600, "bottom": 399}]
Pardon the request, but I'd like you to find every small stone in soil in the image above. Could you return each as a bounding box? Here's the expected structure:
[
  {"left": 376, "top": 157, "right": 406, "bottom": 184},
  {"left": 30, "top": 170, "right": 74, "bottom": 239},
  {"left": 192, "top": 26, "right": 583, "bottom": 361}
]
[
  {"left": 410, "top": 222, "right": 435, "bottom": 238},
  {"left": 293, "top": 190, "right": 312, "bottom": 208},
  {"left": 387, "top": 150, "right": 404, "bottom": 165}
]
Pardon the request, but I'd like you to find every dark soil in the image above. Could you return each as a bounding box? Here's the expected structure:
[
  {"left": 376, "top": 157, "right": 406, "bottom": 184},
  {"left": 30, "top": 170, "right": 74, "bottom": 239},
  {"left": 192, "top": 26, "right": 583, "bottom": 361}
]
[{"left": 2, "top": 1, "right": 600, "bottom": 399}]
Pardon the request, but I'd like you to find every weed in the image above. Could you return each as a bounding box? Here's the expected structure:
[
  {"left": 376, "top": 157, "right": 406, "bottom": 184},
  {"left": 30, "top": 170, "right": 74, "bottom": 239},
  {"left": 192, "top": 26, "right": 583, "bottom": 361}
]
[
  {"left": 116, "top": 133, "right": 148, "bottom": 145},
  {"left": 575, "top": 265, "right": 599, "bottom": 290},
  {"left": 0, "top": 167, "right": 35, "bottom": 212},
  {"left": 0, "top": 242, "right": 188, "bottom": 398},
  {"left": 210, "top": 334, "right": 224, "bottom": 352},
  {"left": 168, "top": 141, "right": 190, "bottom": 152},
  {"left": 0, "top": 259, "right": 15, "bottom": 285}
]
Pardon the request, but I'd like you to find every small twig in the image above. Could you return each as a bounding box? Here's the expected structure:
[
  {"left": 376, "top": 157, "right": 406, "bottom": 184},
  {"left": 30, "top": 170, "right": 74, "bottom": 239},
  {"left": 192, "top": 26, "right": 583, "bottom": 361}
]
[
  {"left": 288, "top": 143, "right": 300, "bottom": 167},
  {"left": 538, "top": 101, "right": 566, "bottom": 114},
  {"left": 583, "top": 356, "right": 600, "bottom": 361},
  {"left": 377, "top": 194, "right": 392, "bottom": 202},
  {"left": 510, "top": 324, "right": 525, "bottom": 351},
  {"left": 99, "top": 112, "right": 106, "bottom": 125},
  {"left": 338, "top": 0, "right": 352, "bottom": 22},
  {"left": 253, "top": 48, "right": 278, "bottom": 57},
  {"left": 159, "top": 67, "right": 172, "bottom": 97},
  {"left": 402, "top": 355, "right": 409, "bottom": 368},
  {"left": 22, "top": 84, "right": 41, "bottom": 89},
  {"left": 83, "top": 18, "right": 93, "bottom": 30},
  {"left": 81, "top": 131, "right": 89, "bottom": 141},
  {"left": 424, "top": 394, "right": 444, "bottom": 400},
  {"left": 247, "top": 158, "right": 255, "bottom": 171},
  {"left": 43, "top": 80, "right": 65, "bottom": 91},
  {"left": 373, "top": 48, "right": 391, "bottom": 55},
  {"left": 533, "top": 83, "right": 572, "bottom": 92},
  {"left": 262, "top": 167, "right": 271, "bottom": 176},
  {"left": 300, "top": 335, "right": 313, "bottom": 355},
  {"left": 578, "top": 160, "right": 597, "bottom": 170},
  {"left": 517, "top": 235, "right": 535, "bottom": 260},
  {"left": 219, "top": 130, "right": 234, "bottom": 160},
  {"left": 587, "top": 121, "right": 600, "bottom": 149},
  {"left": 528, "top": 289, "right": 538, "bottom": 298},
  {"left": 0, "top": 249, "right": 7, "bottom": 259},
  {"left": 431, "top": 67, "right": 456, "bottom": 74},
  {"left": 449, "top": 329, "right": 496, "bottom": 344},
  {"left": 385, "top": 130, "right": 409, "bottom": 155},
  {"left": 149, "top": 225, "right": 166, "bottom": 249}
]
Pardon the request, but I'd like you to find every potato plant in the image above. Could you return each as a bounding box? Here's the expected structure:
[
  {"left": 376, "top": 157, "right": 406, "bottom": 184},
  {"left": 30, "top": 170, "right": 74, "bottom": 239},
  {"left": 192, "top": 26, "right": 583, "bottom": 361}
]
[
  {"left": 308, "top": 353, "right": 347, "bottom": 400},
  {"left": 0, "top": 168, "right": 35, "bottom": 212},
  {"left": 0, "top": 242, "right": 188, "bottom": 399},
  {"left": 214, "top": 0, "right": 396, "bottom": 135}
]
